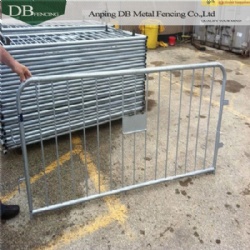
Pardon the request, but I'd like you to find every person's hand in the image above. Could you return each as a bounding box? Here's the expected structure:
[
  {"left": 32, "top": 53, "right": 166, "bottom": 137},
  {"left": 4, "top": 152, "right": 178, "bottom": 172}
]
[{"left": 12, "top": 61, "right": 32, "bottom": 82}]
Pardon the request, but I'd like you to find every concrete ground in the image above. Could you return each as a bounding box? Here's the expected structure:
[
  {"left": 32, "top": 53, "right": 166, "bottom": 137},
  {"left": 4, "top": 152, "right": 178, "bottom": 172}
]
[{"left": 1, "top": 43, "right": 250, "bottom": 250}]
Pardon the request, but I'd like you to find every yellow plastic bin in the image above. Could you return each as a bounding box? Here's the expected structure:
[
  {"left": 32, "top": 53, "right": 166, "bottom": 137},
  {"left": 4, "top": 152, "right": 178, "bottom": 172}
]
[
  {"left": 141, "top": 25, "right": 159, "bottom": 49},
  {"left": 139, "top": 20, "right": 164, "bottom": 49}
]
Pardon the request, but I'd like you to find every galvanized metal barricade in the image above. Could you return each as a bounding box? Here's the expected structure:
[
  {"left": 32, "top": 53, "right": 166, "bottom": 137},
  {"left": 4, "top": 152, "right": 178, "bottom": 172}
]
[
  {"left": 1, "top": 25, "right": 146, "bottom": 151},
  {"left": 16, "top": 62, "right": 227, "bottom": 216}
]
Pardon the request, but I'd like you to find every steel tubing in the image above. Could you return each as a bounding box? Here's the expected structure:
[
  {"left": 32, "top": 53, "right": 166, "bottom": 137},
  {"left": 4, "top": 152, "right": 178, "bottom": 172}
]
[{"left": 1, "top": 23, "right": 146, "bottom": 150}]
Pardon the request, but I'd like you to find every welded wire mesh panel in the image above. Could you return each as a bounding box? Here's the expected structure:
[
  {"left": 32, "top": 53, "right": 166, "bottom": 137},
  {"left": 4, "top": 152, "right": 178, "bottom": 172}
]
[{"left": 17, "top": 63, "right": 227, "bottom": 216}]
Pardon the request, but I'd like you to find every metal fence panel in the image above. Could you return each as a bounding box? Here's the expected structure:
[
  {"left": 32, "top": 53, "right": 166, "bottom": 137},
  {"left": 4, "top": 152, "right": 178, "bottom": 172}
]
[
  {"left": 0, "top": 24, "right": 147, "bottom": 152},
  {"left": 16, "top": 62, "right": 227, "bottom": 216}
]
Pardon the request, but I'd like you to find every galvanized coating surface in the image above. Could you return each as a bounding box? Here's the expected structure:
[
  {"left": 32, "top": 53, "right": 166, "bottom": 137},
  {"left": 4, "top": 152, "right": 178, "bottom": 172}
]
[
  {"left": 0, "top": 23, "right": 147, "bottom": 150},
  {"left": 16, "top": 62, "right": 227, "bottom": 216}
]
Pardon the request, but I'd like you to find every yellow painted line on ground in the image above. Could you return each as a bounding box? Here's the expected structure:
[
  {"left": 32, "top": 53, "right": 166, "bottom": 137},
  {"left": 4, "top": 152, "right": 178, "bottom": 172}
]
[
  {"left": 41, "top": 211, "right": 122, "bottom": 250},
  {"left": 39, "top": 136, "right": 128, "bottom": 249},
  {"left": 174, "top": 81, "right": 250, "bottom": 123},
  {"left": 30, "top": 151, "right": 75, "bottom": 184},
  {"left": 73, "top": 136, "right": 128, "bottom": 222},
  {"left": 166, "top": 58, "right": 250, "bottom": 123},
  {"left": 77, "top": 151, "right": 127, "bottom": 222},
  {"left": 74, "top": 138, "right": 127, "bottom": 215},
  {"left": 2, "top": 136, "right": 129, "bottom": 249},
  {"left": 224, "top": 106, "right": 250, "bottom": 123},
  {"left": 203, "top": 93, "right": 250, "bottom": 123},
  {"left": 0, "top": 187, "right": 21, "bottom": 203},
  {"left": 1, "top": 151, "right": 76, "bottom": 203}
]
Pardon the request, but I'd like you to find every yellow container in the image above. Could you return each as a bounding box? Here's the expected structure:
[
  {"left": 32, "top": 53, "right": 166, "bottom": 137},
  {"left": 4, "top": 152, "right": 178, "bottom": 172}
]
[
  {"left": 141, "top": 25, "right": 159, "bottom": 49},
  {"left": 139, "top": 20, "right": 164, "bottom": 49}
]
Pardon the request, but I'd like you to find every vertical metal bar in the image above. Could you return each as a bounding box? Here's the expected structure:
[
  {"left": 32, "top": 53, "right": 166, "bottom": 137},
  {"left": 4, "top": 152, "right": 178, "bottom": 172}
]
[
  {"left": 121, "top": 75, "right": 125, "bottom": 187},
  {"left": 51, "top": 82, "right": 63, "bottom": 202},
  {"left": 133, "top": 75, "right": 137, "bottom": 185},
  {"left": 95, "top": 78, "right": 101, "bottom": 193},
  {"left": 108, "top": 77, "right": 112, "bottom": 190},
  {"left": 35, "top": 82, "right": 49, "bottom": 206},
  {"left": 81, "top": 78, "right": 89, "bottom": 197},
  {"left": 66, "top": 80, "right": 76, "bottom": 197},
  {"left": 17, "top": 84, "right": 34, "bottom": 217},
  {"left": 155, "top": 72, "right": 161, "bottom": 179},
  {"left": 165, "top": 71, "right": 172, "bottom": 177},
  {"left": 133, "top": 132, "right": 136, "bottom": 184},
  {"left": 212, "top": 65, "right": 227, "bottom": 170},
  {"left": 175, "top": 70, "right": 184, "bottom": 175},
  {"left": 144, "top": 73, "right": 149, "bottom": 181},
  {"left": 185, "top": 69, "right": 195, "bottom": 172},
  {"left": 194, "top": 68, "right": 205, "bottom": 170},
  {"left": 203, "top": 67, "right": 215, "bottom": 169}
]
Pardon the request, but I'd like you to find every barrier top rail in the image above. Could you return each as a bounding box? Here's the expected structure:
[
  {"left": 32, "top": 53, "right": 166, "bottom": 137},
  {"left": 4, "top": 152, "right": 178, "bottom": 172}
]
[
  {"left": 17, "top": 61, "right": 226, "bottom": 88},
  {"left": 16, "top": 61, "right": 227, "bottom": 119}
]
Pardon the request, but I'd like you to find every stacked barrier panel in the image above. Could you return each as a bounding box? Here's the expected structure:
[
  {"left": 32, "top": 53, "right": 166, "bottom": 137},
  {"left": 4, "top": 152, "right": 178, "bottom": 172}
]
[{"left": 0, "top": 22, "right": 147, "bottom": 151}]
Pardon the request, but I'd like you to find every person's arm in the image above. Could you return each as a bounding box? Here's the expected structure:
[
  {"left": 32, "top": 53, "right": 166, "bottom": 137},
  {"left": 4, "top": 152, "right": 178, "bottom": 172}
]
[{"left": 0, "top": 46, "right": 32, "bottom": 82}]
